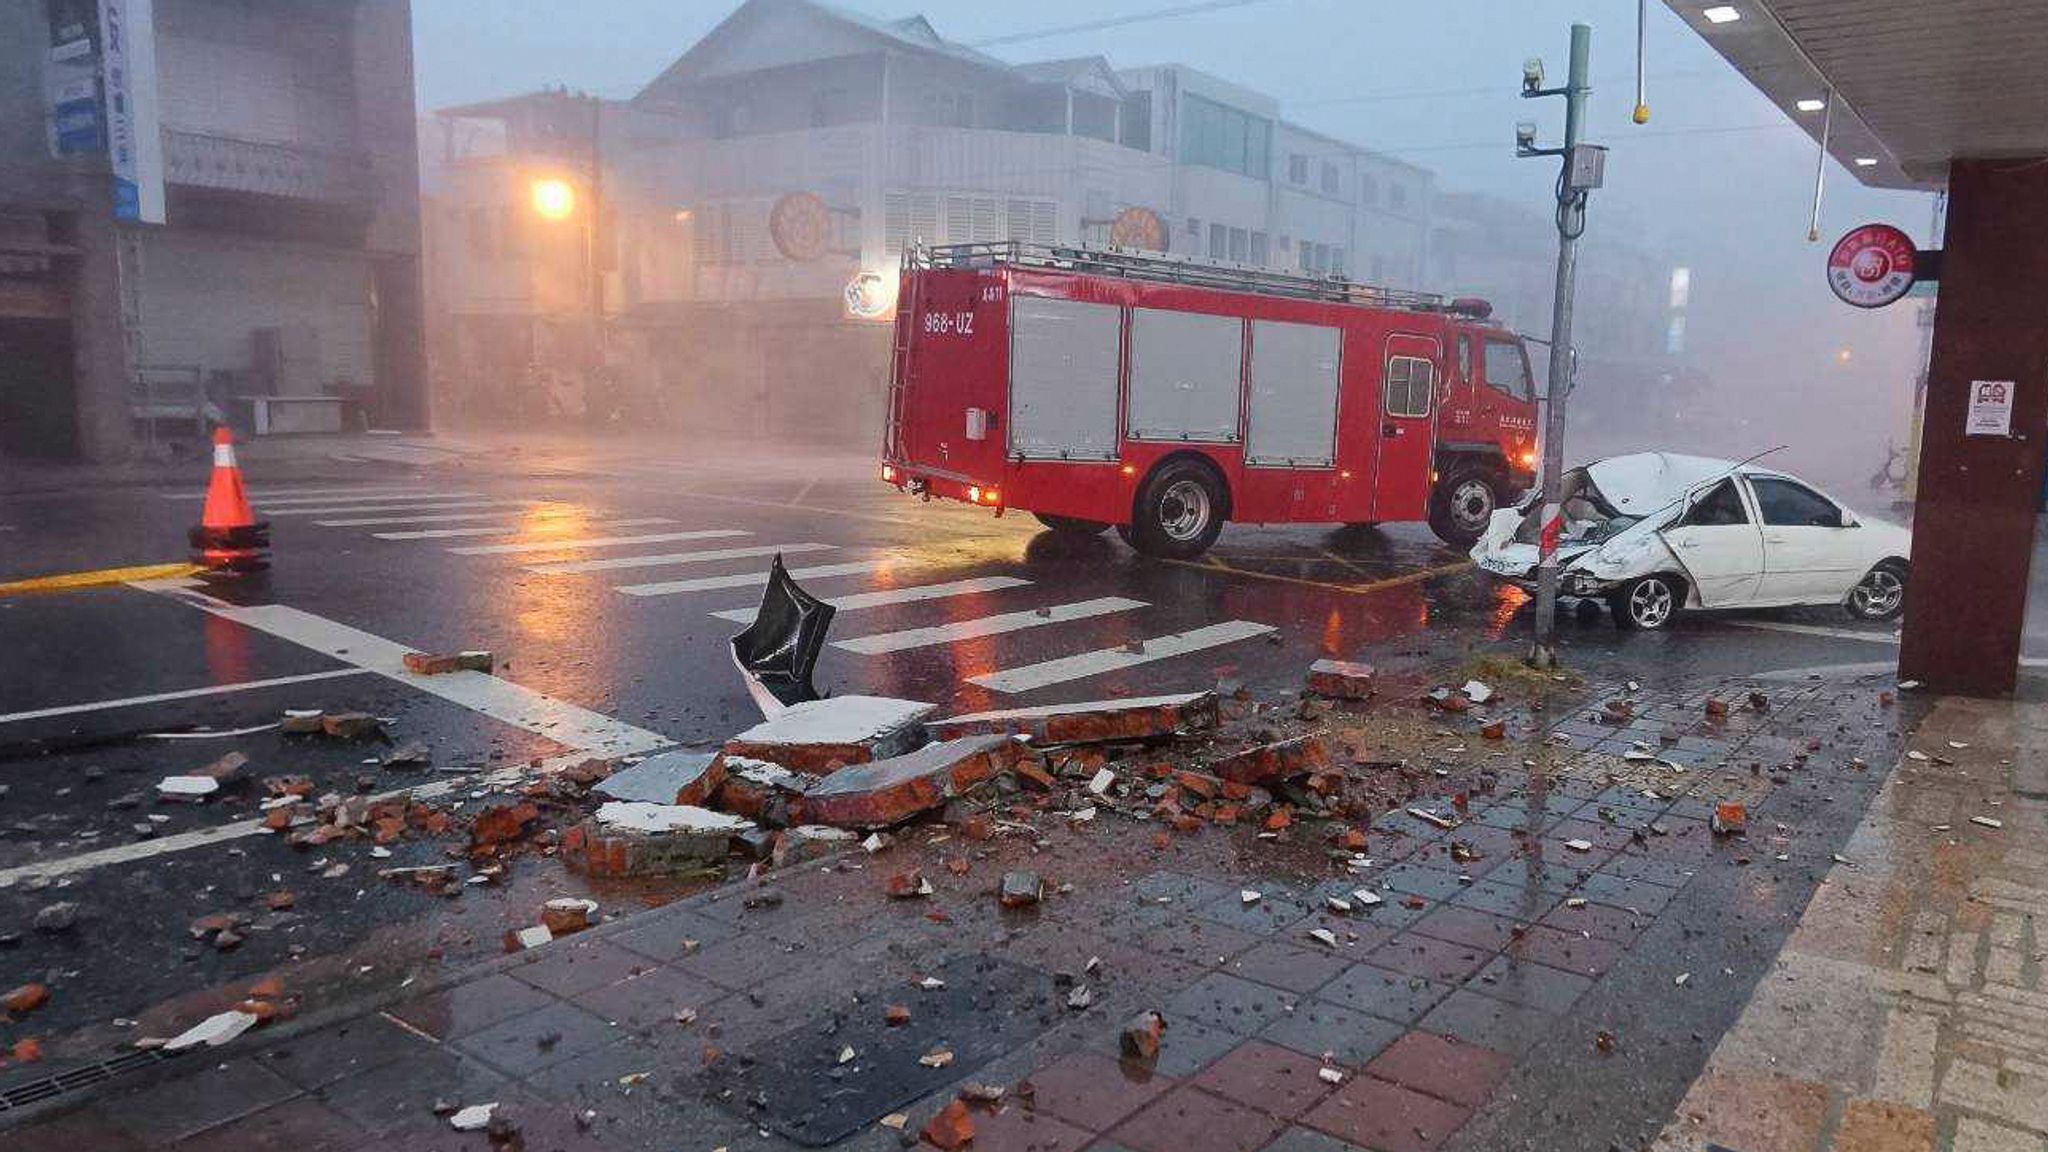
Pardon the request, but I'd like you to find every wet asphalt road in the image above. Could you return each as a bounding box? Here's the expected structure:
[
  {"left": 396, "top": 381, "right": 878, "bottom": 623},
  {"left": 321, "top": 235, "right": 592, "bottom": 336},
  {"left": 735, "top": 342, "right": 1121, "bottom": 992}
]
[{"left": 0, "top": 437, "right": 1913, "bottom": 1056}]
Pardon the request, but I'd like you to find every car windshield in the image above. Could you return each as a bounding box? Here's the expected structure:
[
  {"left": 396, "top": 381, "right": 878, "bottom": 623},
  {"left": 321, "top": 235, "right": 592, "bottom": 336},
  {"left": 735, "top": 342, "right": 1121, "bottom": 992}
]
[{"left": 1513, "top": 467, "right": 1636, "bottom": 545}]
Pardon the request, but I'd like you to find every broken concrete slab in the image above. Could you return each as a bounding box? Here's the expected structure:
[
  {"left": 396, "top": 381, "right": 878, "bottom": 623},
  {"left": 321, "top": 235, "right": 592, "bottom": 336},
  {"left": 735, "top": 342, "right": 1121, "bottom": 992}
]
[
  {"left": 164, "top": 1009, "right": 259, "bottom": 1052},
  {"left": 1207, "top": 732, "right": 1331, "bottom": 786},
  {"left": 1307, "top": 661, "right": 1376, "bottom": 700},
  {"left": 927, "top": 692, "right": 1217, "bottom": 744},
  {"left": 723, "top": 695, "right": 937, "bottom": 772},
  {"left": 595, "top": 749, "right": 724, "bottom": 806},
  {"left": 800, "top": 735, "right": 1019, "bottom": 829},
  {"left": 194, "top": 752, "right": 248, "bottom": 786},
  {"left": 562, "top": 804, "right": 756, "bottom": 877},
  {"left": 714, "top": 756, "right": 820, "bottom": 825},
  {"left": 279, "top": 709, "right": 325, "bottom": 735},
  {"left": 156, "top": 775, "right": 220, "bottom": 801},
  {"left": 772, "top": 825, "right": 856, "bottom": 867}
]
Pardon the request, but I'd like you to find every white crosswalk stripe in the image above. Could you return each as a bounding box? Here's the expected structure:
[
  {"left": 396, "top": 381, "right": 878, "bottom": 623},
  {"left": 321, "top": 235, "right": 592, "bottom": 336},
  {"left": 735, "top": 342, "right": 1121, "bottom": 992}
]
[
  {"left": 265, "top": 500, "right": 517, "bottom": 517},
  {"left": 967, "top": 620, "right": 1277, "bottom": 693},
  {"left": 160, "top": 486, "right": 438, "bottom": 501},
  {"left": 373, "top": 517, "right": 676, "bottom": 541},
  {"left": 706, "top": 576, "right": 1032, "bottom": 621},
  {"left": 253, "top": 491, "right": 485, "bottom": 508},
  {"left": 831, "top": 596, "right": 1147, "bottom": 655},
  {"left": 316, "top": 508, "right": 588, "bottom": 528},
  {"left": 528, "top": 543, "right": 834, "bottom": 576},
  {"left": 617, "top": 560, "right": 879, "bottom": 597},
  {"left": 450, "top": 529, "right": 750, "bottom": 557}
]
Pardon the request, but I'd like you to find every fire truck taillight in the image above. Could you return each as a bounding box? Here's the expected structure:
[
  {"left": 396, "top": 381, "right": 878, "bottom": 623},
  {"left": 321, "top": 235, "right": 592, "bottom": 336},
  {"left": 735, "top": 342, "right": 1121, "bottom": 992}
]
[{"left": 1120, "top": 465, "right": 1137, "bottom": 477}]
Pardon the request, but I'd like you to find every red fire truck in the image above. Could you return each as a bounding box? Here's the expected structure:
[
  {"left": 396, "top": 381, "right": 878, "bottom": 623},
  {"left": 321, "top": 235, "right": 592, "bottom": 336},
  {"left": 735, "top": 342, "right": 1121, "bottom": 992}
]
[{"left": 880, "top": 243, "right": 1540, "bottom": 558}]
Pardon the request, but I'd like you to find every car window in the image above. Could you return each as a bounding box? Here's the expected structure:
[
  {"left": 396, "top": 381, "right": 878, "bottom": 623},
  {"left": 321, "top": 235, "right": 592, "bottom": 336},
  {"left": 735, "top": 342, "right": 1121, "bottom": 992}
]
[
  {"left": 1483, "top": 340, "right": 1532, "bottom": 401},
  {"left": 1679, "top": 478, "right": 1748, "bottom": 527},
  {"left": 1749, "top": 477, "right": 1841, "bottom": 527}
]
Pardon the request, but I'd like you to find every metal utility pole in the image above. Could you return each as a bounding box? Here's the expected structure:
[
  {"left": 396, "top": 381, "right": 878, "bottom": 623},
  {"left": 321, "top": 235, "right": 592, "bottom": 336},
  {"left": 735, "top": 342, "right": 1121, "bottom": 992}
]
[{"left": 1518, "top": 23, "right": 1603, "bottom": 669}]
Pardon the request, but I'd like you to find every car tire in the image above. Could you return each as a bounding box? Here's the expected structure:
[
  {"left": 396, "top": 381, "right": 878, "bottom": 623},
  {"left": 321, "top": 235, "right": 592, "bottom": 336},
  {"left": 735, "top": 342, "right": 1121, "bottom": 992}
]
[
  {"left": 1611, "top": 574, "right": 1681, "bottom": 630},
  {"left": 1427, "top": 461, "right": 1503, "bottom": 549},
  {"left": 1129, "top": 458, "right": 1227, "bottom": 559},
  {"left": 1033, "top": 512, "right": 1111, "bottom": 536},
  {"left": 1845, "top": 560, "right": 1908, "bottom": 621}
]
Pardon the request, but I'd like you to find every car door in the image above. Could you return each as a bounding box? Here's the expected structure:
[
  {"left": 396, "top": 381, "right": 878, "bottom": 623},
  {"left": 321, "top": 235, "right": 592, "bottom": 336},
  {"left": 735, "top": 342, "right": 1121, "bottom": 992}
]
[
  {"left": 1747, "top": 476, "right": 1861, "bottom": 601},
  {"left": 1659, "top": 477, "right": 1765, "bottom": 606}
]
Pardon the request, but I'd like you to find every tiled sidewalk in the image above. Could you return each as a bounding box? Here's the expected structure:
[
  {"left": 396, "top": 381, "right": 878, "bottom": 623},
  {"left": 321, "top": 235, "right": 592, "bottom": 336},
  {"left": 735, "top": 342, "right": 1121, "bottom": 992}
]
[
  {"left": 1654, "top": 689, "right": 2048, "bottom": 1152},
  {"left": 8, "top": 676, "right": 1908, "bottom": 1152}
]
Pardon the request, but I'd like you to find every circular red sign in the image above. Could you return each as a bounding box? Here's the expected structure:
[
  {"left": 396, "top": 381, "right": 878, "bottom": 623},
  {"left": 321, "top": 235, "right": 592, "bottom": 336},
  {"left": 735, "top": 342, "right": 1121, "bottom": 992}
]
[
  {"left": 769, "top": 192, "right": 832, "bottom": 262},
  {"left": 1109, "top": 206, "right": 1167, "bottom": 252},
  {"left": 1826, "top": 223, "right": 1917, "bottom": 308}
]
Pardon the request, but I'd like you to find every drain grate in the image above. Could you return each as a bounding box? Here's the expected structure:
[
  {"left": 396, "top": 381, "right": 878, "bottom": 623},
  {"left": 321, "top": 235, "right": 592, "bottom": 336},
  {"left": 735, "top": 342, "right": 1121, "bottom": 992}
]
[{"left": 0, "top": 1048, "right": 175, "bottom": 1112}]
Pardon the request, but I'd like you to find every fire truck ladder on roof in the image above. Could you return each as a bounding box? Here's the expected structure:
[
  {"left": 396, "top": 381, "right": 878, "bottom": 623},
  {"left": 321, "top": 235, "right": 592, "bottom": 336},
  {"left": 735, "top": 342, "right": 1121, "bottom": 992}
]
[
  {"left": 914, "top": 241, "right": 1473, "bottom": 314},
  {"left": 883, "top": 250, "right": 923, "bottom": 463}
]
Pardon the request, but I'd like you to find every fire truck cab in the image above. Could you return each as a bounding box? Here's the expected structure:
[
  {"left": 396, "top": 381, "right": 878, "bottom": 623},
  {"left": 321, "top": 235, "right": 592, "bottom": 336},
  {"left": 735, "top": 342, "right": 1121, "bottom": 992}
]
[{"left": 881, "top": 243, "right": 1539, "bottom": 559}]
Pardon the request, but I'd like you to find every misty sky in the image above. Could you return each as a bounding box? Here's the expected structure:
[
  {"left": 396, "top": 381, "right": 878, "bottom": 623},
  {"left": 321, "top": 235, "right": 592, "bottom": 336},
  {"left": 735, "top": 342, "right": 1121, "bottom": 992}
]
[{"left": 413, "top": 0, "right": 1938, "bottom": 488}]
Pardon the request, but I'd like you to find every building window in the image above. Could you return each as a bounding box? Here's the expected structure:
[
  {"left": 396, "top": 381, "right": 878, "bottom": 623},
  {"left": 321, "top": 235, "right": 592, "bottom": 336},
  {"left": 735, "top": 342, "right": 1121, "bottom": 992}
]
[
  {"left": 1331, "top": 247, "right": 1345, "bottom": 276},
  {"left": 1228, "top": 227, "right": 1249, "bottom": 262},
  {"left": 1358, "top": 174, "right": 1378, "bottom": 207},
  {"left": 1669, "top": 267, "right": 1692, "bottom": 309},
  {"left": 1320, "top": 162, "right": 1340, "bottom": 195},
  {"left": 1251, "top": 231, "right": 1268, "bottom": 265},
  {"left": 1209, "top": 223, "right": 1228, "bottom": 260},
  {"left": 1179, "top": 92, "right": 1271, "bottom": 179},
  {"left": 922, "top": 90, "right": 975, "bottom": 128},
  {"left": 1288, "top": 153, "right": 1308, "bottom": 184},
  {"left": 1389, "top": 183, "right": 1407, "bottom": 210}
]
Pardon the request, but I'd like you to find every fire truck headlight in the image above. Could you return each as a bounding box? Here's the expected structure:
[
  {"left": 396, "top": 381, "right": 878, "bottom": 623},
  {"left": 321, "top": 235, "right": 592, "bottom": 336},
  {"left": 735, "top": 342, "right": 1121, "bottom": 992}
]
[{"left": 881, "top": 464, "right": 898, "bottom": 483}]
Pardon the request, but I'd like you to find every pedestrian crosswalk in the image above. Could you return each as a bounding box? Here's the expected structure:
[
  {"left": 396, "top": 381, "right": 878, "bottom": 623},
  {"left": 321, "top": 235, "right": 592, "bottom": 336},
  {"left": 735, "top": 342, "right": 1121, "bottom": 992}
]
[{"left": 239, "top": 483, "right": 1281, "bottom": 698}]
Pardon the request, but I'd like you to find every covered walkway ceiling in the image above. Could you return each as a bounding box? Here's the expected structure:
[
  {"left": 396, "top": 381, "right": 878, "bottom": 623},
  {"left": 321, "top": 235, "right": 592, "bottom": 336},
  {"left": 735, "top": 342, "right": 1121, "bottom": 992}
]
[{"left": 1663, "top": 0, "right": 2048, "bottom": 190}]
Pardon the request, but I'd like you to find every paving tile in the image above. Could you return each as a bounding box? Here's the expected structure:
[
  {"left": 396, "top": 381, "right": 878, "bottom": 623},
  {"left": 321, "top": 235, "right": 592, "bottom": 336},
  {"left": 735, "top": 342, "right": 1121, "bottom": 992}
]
[
  {"left": 1408, "top": 906, "right": 1525, "bottom": 952},
  {"left": 1548, "top": 817, "right": 1641, "bottom": 854},
  {"left": 608, "top": 904, "right": 741, "bottom": 961},
  {"left": 1305, "top": 882, "right": 1436, "bottom": 931},
  {"left": 1192, "top": 891, "right": 1315, "bottom": 935},
  {"left": 257, "top": 1014, "right": 432, "bottom": 1091},
  {"left": 1166, "top": 971, "right": 1301, "bottom": 1036},
  {"left": 1141, "top": 1017, "right": 1247, "bottom": 1078},
  {"left": 6, "top": 1110, "right": 148, "bottom": 1152},
  {"left": 965, "top": 1101, "right": 1097, "bottom": 1152},
  {"left": 453, "top": 999, "right": 622, "bottom": 1076},
  {"left": 520, "top": 1033, "right": 681, "bottom": 1104},
  {"left": 1575, "top": 870, "right": 1680, "bottom": 914},
  {"left": 672, "top": 929, "right": 819, "bottom": 989},
  {"left": 1373, "top": 864, "right": 1471, "bottom": 902},
  {"left": 1480, "top": 856, "right": 1586, "bottom": 894},
  {"left": 387, "top": 971, "right": 556, "bottom": 1040},
  {"left": 1301, "top": 1075, "right": 1472, "bottom": 1152},
  {"left": 1109, "top": 1085, "right": 1287, "bottom": 1152},
  {"left": 1596, "top": 852, "right": 1699, "bottom": 888},
  {"left": 1415, "top": 989, "right": 1558, "bottom": 1056},
  {"left": 1258, "top": 1128, "right": 1370, "bottom": 1152},
  {"left": 1504, "top": 924, "right": 1623, "bottom": 977},
  {"left": 1316, "top": 965, "right": 1457, "bottom": 1025},
  {"left": 1133, "top": 871, "right": 1238, "bottom": 906},
  {"left": 1669, "top": 1067, "right": 1830, "bottom": 1152},
  {"left": 1364, "top": 933, "right": 1492, "bottom": 984},
  {"left": 169, "top": 1096, "right": 369, "bottom": 1152},
  {"left": 1225, "top": 938, "right": 1356, "bottom": 995},
  {"left": 507, "top": 938, "right": 656, "bottom": 998},
  {"left": 1194, "top": 1040, "right": 1342, "bottom": 1118},
  {"left": 572, "top": 962, "right": 723, "bottom": 1029},
  {"left": 103, "top": 1059, "right": 302, "bottom": 1147},
  {"left": 1129, "top": 916, "right": 1264, "bottom": 967},
  {"left": 1362, "top": 1031, "right": 1510, "bottom": 1107},
  {"left": 312, "top": 1047, "right": 507, "bottom": 1135},
  {"left": 1834, "top": 1097, "right": 1937, "bottom": 1152},
  {"left": 1022, "top": 1051, "right": 1177, "bottom": 1130},
  {"left": 1445, "top": 878, "right": 1559, "bottom": 920},
  {"left": 1536, "top": 898, "right": 1648, "bottom": 944},
  {"left": 1257, "top": 999, "right": 1406, "bottom": 1067},
  {"left": 1468, "top": 954, "right": 1594, "bottom": 1015}
]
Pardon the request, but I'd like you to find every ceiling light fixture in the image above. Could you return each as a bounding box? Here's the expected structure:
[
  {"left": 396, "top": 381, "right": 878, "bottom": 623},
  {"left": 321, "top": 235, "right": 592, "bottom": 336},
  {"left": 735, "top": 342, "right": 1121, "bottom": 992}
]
[
  {"left": 1795, "top": 98, "right": 1826, "bottom": 112},
  {"left": 1854, "top": 157, "right": 1879, "bottom": 167},
  {"left": 1702, "top": 6, "right": 1741, "bottom": 23}
]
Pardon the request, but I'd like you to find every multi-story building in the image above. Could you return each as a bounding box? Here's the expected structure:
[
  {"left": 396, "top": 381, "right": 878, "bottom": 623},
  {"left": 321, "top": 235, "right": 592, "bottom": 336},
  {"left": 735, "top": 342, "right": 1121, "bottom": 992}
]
[
  {"left": 0, "top": 0, "right": 425, "bottom": 463},
  {"left": 422, "top": 0, "right": 1439, "bottom": 442}
]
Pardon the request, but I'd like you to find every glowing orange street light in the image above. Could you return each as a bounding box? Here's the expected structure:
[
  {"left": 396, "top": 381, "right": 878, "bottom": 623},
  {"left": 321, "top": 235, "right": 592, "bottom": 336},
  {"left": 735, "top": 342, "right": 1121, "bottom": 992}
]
[{"left": 531, "top": 177, "right": 575, "bottom": 221}]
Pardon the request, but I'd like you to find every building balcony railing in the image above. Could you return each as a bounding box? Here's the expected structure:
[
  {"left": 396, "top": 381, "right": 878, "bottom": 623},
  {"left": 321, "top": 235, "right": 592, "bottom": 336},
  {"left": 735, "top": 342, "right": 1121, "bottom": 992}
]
[{"left": 162, "top": 128, "right": 374, "bottom": 204}]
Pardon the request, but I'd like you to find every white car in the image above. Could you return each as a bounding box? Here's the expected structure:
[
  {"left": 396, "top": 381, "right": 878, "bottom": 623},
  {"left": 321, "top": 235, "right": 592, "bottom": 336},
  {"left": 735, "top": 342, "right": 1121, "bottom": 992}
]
[{"left": 1471, "top": 452, "right": 1912, "bottom": 630}]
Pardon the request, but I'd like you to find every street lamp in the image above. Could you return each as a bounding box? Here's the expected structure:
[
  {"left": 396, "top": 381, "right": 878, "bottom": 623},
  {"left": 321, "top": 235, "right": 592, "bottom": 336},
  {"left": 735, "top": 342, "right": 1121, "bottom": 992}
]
[{"left": 531, "top": 177, "right": 576, "bottom": 222}]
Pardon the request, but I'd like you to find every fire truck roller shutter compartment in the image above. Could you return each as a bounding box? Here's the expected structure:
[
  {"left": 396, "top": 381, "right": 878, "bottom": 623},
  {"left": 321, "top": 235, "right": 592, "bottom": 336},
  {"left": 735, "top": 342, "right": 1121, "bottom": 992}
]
[
  {"left": 1008, "top": 295, "right": 1122, "bottom": 461},
  {"left": 1245, "top": 320, "right": 1342, "bottom": 468},
  {"left": 1126, "top": 308, "right": 1244, "bottom": 443}
]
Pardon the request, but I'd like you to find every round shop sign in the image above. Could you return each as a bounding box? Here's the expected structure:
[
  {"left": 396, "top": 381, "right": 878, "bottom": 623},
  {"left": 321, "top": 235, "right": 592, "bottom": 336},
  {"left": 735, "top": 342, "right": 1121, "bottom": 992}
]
[
  {"left": 1826, "top": 223, "right": 1917, "bottom": 309},
  {"left": 1109, "top": 206, "right": 1167, "bottom": 252},
  {"left": 769, "top": 191, "right": 833, "bottom": 262}
]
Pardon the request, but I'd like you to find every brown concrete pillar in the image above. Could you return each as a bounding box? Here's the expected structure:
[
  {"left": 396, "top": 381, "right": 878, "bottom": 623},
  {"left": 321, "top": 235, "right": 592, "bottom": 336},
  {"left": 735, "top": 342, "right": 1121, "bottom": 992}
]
[{"left": 1898, "top": 158, "right": 2048, "bottom": 696}]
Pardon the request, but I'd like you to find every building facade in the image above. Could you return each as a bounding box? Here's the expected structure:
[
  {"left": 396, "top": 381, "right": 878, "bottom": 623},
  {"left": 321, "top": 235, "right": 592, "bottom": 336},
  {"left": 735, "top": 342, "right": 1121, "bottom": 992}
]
[
  {"left": 422, "top": 0, "right": 1440, "bottom": 443},
  {"left": 0, "top": 0, "right": 424, "bottom": 464}
]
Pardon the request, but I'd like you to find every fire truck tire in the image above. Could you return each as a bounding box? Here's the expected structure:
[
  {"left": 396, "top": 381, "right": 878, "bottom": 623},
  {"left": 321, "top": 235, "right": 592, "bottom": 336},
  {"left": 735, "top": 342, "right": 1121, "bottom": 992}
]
[
  {"left": 1426, "top": 461, "right": 1504, "bottom": 548},
  {"left": 1032, "top": 513, "right": 1111, "bottom": 536},
  {"left": 1129, "top": 459, "right": 1227, "bottom": 559}
]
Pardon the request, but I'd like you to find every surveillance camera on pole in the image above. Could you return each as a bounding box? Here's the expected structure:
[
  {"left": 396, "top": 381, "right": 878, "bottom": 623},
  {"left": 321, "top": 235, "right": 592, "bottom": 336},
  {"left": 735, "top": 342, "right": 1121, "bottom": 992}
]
[{"left": 1518, "top": 23, "right": 1598, "bottom": 670}]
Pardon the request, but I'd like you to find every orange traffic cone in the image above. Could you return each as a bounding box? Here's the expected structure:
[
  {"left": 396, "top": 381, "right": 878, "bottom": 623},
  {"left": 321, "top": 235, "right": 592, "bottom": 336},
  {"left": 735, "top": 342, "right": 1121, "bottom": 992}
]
[{"left": 188, "top": 427, "right": 270, "bottom": 574}]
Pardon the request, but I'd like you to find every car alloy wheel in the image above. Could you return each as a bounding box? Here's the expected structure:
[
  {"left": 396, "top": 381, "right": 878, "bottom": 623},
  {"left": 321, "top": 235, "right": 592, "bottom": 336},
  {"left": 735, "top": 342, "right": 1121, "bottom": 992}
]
[
  {"left": 1847, "top": 564, "right": 1906, "bottom": 620},
  {"left": 1620, "top": 576, "right": 1677, "bottom": 629}
]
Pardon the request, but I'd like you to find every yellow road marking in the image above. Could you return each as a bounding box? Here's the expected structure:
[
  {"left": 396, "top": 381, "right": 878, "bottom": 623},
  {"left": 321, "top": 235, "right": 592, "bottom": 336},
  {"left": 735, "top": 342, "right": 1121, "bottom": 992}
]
[
  {"left": 1160, "top": 555, "right": 1474, "bottom": 595},
  {"left": 0, "top": 562, "right": 204, "bottom": 596}
]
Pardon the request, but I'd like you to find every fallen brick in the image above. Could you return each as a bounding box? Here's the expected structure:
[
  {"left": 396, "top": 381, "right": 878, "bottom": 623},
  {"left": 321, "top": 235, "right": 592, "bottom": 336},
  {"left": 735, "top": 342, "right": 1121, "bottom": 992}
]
[
  {"left": 771, "top": 824, "right": 856, "bottom": 867},
  {"left": 1711, "top": 803, "right": 1747, "bottom": 835},
  {"left": 2, "top": 983, "right": 48, "bottom": 1016},
  {"left": 195, "top": 752, "right": 248, "bottom": 786},
  {"left": 540, "top": 897, "right": 599, "bottom": 936},
  {"left": 263, "top": 775, "right": 313, "bottom": 798},
  {"left": 1480, "top": 720, "right": 1507, "bottom": 741},
  {"left": 1704, "top": 697, "right": 1729, "bottom": 718},
  {"left": 321, "top": 712, "right": 385, "bottom": 741},
  {"left": 722, "top": 696, "right": 937, "bottom": 773},
  {"left": 1306, "top": 660, "right": 1376, "bottom": 700},
  {"left": 1120, "top": 1010, "right": 1165, "bottom": 1061},
  {"left": 1013, "top": 760, "right": 1057, "bottom": 791},
  {"left": 800, "top": 736, "right": 1019, "bottom": 829},
  {"left": 264, "top": 891, "right": 295, "bottom": 911},
  {"left": 998, "top": 871, "right": 1043, "bottom": 908},
  {"left": 12, "top": 1038, "right": 42, "bottom": 1064},
  {"left": 886, "top": 1004, "right": 912, "bottom": 1027},
  {"left": 597, "top": 750, "right": 726, "bottom": 807},
  {"left": 402, "top": 651, "right": 465, "bottom": 676},
  {"left": 927, "top": 692, "right": 1217, "bottom": 744},
  {"left": 1177, "top": 771, "right": 1220, "bottom": 800},
  {"left": 886, "top": 871, "right": 931, "bottom": 899},
  {"left": 469, "top": 802, "right": 540, "bottom": 852},
  {"left": 714, "top": 757, "right": 819, "bottom": 826},
  {"left": 279, "top": 710, "right": 325, "bottom": 735},
  {"left": 1208, "top": 733, "right": 1330, "bottom": 786},
  {"left": 923, "top": 1100, "right": 975, "bottom": 1150},
  {"left": 561, "top": 805, "right": 754, "bottom": 878}
]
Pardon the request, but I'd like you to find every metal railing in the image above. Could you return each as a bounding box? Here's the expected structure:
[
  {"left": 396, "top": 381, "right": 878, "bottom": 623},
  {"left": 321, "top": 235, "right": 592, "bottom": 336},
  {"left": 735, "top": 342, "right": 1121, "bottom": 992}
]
[
  {"left": 913, "top": 241, "right": 1459, "bottom": 312},
  {"left": 162, "top": 128, "right": 373, "bottom": 204}
]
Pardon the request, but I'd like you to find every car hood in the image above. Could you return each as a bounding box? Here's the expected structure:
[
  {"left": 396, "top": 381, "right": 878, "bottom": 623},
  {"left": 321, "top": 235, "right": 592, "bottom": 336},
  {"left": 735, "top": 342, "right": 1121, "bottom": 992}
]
[{"left": 1584, "top": 452, "right": 1748, "bottom": 516}]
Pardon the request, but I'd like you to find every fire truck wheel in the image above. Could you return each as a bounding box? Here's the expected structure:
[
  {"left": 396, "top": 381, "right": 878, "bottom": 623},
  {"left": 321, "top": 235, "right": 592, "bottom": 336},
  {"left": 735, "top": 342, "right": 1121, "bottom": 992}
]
[
  {"left": 1032, "top": 513, "right": 1112, "bottom": 536},
  {"left": 1427, "top": 462, "right": 1503, "bottom": 548},
  {"left": 1130, "top": 459, "right": 1227, "bottom": 559}
]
